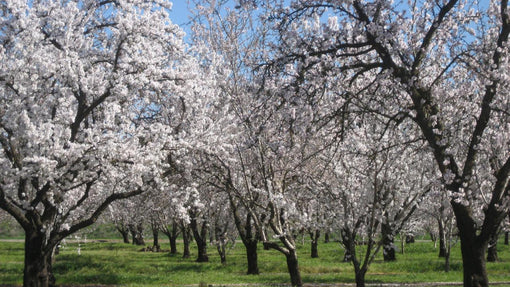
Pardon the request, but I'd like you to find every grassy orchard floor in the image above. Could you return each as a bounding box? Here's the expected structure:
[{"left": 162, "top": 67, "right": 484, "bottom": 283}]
[{"left": 0, "top": 238, "right": 510, "bottom": 286}]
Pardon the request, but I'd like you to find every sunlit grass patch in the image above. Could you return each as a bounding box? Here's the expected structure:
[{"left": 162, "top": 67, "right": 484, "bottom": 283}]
[{"left": 0, "top": 237, "right": 509, "bottom": 286}]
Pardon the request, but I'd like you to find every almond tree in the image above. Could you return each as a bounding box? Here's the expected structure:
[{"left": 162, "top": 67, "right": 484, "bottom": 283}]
[
  {"left": 312, "top": 114, "right": 433, "bottom": 287},
  {"left": 0, "top": 1, "right": 201, "bottom": 286},
  {"left": 267, "top": 1, "right": 510, "bottom": 286}
]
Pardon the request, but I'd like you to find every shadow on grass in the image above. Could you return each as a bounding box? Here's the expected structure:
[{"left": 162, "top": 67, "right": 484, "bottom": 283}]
[{"left": 53, "top": 254, "right": 122, "bottom": 285}]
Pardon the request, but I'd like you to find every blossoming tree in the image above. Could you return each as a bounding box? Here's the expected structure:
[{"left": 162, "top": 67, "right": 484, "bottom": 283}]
[
  {"left": 0, "top": 1, "right": 200, "bottom": 285},
  {"left": 267, "top": 0, "right": 510, "bottom": 286}
]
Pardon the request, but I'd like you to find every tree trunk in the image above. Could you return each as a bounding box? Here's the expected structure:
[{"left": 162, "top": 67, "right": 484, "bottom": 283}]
[
  {"left": 245, "top": 240, "right": 259, "bottom": 275},
  {"left": 429, "top": 231, "right": 437, "bottom": 248},
  {"left": 505, "top": 231, "right": 509, "bottom": 245},
  {"left": 438, "top": 219, "right": 446, "bottom": 258},
  {"left": 354, "top": 268, "right": 367, "bottom": 287},
  {"left": 163, "top": 221, "right": 179, "bottom": 255},
  {"left": 117, "top": 225, "right": 130, "bottom": 244},
  {"left": 285, "top": 249, "right": 302, "bottom": 287},
  {"left": 23, "top": 231, "right": 56, "bottom": 287},
  {"left": 324, "top": 232, "right": 330, "bottom": 243},
  {"left": 169, "top": 232, "right": 178, "bottom": 255},
  {"left": 452, "top": 200, "right": 501, "bottom": 287},
  {"left": 453, "top": 206, "right": 490, "bottom": 287},
  {"left": 310, "top": 229, "right": 320, "bottom": 258},
  {"left": 181, "top": 224, "right": 191, "bottom": 259},
  {"left": 214, "top": 222, "right": 227, "bottom": 265},
  {"left": 343, "top": 248, "right": 353, "bottom": 262},
  {"left": 459, "top": 238, "right": 488, "bottom": 287},
  {"left": 195, "top": 238, "right": 209, "bottom": 262},
  {"left": 190, "top": 212, "right": 209, "bottom": 263},
  {"left": 381, "top": 222, "right": 396, "bottom": 261},
  {"left": 487, "top": 231, "right": 499, "bottom": 262},
  {"left": 152, "top": 228, "right": 159, "bottom": 248},
  {"left": 121, "top": 230, "right": 130, "bottom": 244},
  {"left": 227, "top": 190, "right": 260, "bottom": 274},
  {"left": 130, "top": 224, "right": 145, "bottom": 246},
  {"left": 216, "top": 244, "right": 226, "bottom": 265}
]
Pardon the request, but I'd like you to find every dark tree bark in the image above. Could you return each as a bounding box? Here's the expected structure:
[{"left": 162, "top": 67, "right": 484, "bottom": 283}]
[
  {"left": 487, "top": 231, "right": 499, "bottom": 262},
  {"left": 23, "top": 230, "right": 56, "bottom": 287},
  {"left": 341, "top": 226, "right": 377, "bottom": 287},
  {"left": 180, "top": 222, "right": 191, "bottom": 258},
  {"left": 438, "top": 218, "right": 447, "bottom": 258},
  {"left": 152, "top": 227, "right": 159, "bottom": 248},
  {"left": 263, "top": 241, "right": 302, "bottom": 287},
  {"left": 245, "top": 240, "right": 259, "bottom": 275},
  {"left": 161, "top": 221, "right": 180, "bottom": 255},
  {"left": 227, "top": 190, "right": 260, "bottom": 274},
  {"left": 216, "top": 244, "right": 227, "bottom": 264},
  {"left": 453, "top": 201, "right": 503, "bottom": 287},
  {"left": 189, "top": 209, "right": 209, "bottom": 262},
  {"left": 130, "top": 224, "right": 145, "bottom": 246},
  {"left": 285, "top": 249, "right": 302, "bottom": 287},
  {"left": 355, "top": 268, "right": 367, "bottom": 287},
  {"left": 213, "top": 221, "right": 228, "bottom": 265},
  {"left": 169, "top": 222, "right": 179, "bottom": 255},
  {"left": 117, "top": 225, "right": 130, "bottom": 244},
  {"left": 381, "top": 222, "right": 396, "bottom": 261},
  {"left": 458, "top": 237, "right": 488, "bottom": 286},
  {"left": 324, "top": 231, "right": 330, "bottom": 243},
  {"left": 444, "top": 248, "right": 451, "bottom": 272},
  {"left": 309, "top": 229, "right": 320, "bottom": 258},
  {"left": 169, "top": 234, "right": 178, "bottom": 254}
]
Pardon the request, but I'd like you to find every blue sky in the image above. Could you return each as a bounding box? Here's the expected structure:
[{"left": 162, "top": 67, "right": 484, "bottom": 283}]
[{"left": 169, "top": 1, "right": 193, "bottom": 37}]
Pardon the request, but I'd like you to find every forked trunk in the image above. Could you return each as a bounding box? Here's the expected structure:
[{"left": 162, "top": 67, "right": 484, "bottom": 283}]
[
  {"left": 216, "top": 244, "right": 226, "bottom": 265},
  {"left": 285, "top": 249, "right": 302, "bottom": 287},
  {"left": 164, "top": 222, "right": 179, "bottom": 255},
  {"left": 190, "top": 214, "right": 209, "bottom": 263},
  {"left": 195, "top": 240, "right": 209, "bottom": 262},
  {"left": 130, "top": 224, "right": 145, "bottom": 246},
  {"left": 23, "top": 231, "right": 56, "bottom": 287}
]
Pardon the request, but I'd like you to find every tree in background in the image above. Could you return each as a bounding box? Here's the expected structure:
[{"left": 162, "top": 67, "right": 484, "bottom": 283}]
[{"left": 265, "top": 1, "right": 510, "bottom": 285}]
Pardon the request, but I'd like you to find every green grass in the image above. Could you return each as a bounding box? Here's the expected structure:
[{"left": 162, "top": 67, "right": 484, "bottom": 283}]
[{"left": 1, "top": 238, "right": 510, "bottom": 286}]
